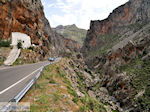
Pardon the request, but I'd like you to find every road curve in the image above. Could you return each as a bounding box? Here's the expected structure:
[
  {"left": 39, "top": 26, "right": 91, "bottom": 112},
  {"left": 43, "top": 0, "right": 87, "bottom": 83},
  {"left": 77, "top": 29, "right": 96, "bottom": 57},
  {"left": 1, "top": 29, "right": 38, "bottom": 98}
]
[{"left": 0, "top": 61, "right": 50, "bottom": 102}]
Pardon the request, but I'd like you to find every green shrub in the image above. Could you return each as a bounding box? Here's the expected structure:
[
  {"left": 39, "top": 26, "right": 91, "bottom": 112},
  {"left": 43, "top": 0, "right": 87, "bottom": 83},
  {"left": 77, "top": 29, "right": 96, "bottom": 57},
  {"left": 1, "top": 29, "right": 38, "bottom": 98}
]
[
  {"left": 72, "top": 97, "right": 79, "bottom": 104},
  {"left": 0, "top": 40, "right": 10, "bottom": 47},
  {"left": 28, "top": 46, "right": 34, "bottom": 51},
  {"left": 79, "top": 106, "right": 89, "bottom": 112},
  {"left": 67, "top": 86, "right": 78, "bottom": 98},
  {"left": 79, "top": 95, "right": 107, "bottom": 112},
  {"left": 49, "top": 79, "right": 56, "bottom": 84}
]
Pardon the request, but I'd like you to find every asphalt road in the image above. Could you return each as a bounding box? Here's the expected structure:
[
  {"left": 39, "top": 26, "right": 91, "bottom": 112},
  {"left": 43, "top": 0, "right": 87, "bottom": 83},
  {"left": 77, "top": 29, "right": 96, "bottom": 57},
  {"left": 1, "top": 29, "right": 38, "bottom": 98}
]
[{"left": 0, "top": 61, "right": 50, "bottom": 102}]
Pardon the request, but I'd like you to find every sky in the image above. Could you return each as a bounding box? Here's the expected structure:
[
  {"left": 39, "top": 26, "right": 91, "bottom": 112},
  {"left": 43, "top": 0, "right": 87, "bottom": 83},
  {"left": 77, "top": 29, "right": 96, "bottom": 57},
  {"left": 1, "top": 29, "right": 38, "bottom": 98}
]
[{"left": 41, "top": 0, "right": 129, "bottom": 29}]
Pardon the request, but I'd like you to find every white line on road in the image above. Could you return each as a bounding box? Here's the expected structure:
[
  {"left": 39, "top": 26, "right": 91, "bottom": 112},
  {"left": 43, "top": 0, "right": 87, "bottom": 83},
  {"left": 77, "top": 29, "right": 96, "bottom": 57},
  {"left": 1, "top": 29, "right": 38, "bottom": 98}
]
[
  {"left": 0, "top": 67, "right": 43, "bottom": 95},
  {"left": 0, "top": 61, "right": 49, "bottom": 71}
]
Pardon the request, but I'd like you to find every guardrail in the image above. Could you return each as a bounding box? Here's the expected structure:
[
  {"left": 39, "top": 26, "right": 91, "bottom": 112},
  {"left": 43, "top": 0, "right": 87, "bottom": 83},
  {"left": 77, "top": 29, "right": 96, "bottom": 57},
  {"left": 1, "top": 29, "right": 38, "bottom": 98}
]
[
  {"left": 0, "top": 58, "right": 61, "bottom": 112},
  {"left": 0, "top": 67, "right": 44, "bottom": 112},
  {"left": 11, "top": 66, "right": 44, "bottom": 103}
]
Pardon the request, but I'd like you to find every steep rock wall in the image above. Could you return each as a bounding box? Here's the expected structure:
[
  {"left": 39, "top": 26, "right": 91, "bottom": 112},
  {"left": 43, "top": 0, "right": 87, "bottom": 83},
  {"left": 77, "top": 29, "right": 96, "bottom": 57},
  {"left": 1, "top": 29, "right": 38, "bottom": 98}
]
[
  {"left": 82, "top": 0, "right": 150, "bottom": 57},
  {"left": 0, "top": 0, "right": 80, "bottom": 59},
  {"left": 82, "top": 0, "right": 150, "bottom": 111}
]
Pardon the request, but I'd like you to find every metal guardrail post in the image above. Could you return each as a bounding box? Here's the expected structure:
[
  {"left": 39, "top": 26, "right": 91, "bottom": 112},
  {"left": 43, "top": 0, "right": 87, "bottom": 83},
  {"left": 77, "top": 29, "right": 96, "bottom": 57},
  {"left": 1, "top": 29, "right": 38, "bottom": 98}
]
[{"left": 11, "top": 79, "right": 35, "bottom": 103}]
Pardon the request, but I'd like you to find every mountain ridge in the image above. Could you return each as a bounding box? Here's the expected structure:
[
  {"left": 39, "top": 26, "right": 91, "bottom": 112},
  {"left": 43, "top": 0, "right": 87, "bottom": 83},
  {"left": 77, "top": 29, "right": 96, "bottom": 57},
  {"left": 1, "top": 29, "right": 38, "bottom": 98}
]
[{"left": 53, "top": 24, "right": 87, "bottom": 44}]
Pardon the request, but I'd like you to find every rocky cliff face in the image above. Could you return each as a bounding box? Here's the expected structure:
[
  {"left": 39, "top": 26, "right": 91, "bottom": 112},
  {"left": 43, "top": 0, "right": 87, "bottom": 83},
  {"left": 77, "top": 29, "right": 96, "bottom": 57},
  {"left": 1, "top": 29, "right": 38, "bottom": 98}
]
[
  {"left": 0, "top": 0, "right": 50, "bottom": 44},
  {"left": 82, "top": 0, "right": 150, "bottom": 111},
  {"left": 0, "top": 0, "right": 80, "bottom": 59},
  {"left": 82, "top": 0, "right": 150, "bottom": 58}
]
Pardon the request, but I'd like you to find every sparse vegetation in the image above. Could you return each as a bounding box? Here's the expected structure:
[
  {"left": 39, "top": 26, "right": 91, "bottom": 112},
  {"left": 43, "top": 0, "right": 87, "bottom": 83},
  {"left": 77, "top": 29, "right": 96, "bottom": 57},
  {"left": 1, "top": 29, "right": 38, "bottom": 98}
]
[
  {"left": 13, "top": 57, "right": 36, "bottom": 65},
  {"left": 118, "top": 57, "right": 150, "bottom": 111},
  {"left": 128, "top": 23, "right": 146, "bottom": 31},
  {"left": 54, "top": 24, "right": 87, "bottom": 44},
  {"left": 21, "top": 59, "right": 107, "bottom": 112},
  {"left": 89, "top": 34, "right": 120, "bottom": 57},
  {"left": 79, "top": 94, "right": 107, "bottom": 112},
  {"left": 13, "top": 49, "right": 37, "bottom": 65},
  {"left": 21, "top": 61, "right": 79, "bottom": 111}
]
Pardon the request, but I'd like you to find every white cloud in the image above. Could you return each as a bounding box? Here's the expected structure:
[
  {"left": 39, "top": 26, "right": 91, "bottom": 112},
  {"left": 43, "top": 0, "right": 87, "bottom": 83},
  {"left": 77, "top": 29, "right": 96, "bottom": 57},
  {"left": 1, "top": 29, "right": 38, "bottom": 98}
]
[
  {"left": 47, "top": 4, "right": 55, "bottom": 8},
  {"left": 43, "top": 0, "right": 129, "bottom": 29}
]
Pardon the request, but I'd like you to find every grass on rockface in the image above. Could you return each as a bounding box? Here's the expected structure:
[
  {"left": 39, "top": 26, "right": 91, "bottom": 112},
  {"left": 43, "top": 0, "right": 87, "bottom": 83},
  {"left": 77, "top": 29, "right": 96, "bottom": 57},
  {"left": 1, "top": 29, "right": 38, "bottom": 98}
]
[
  {"left": 13, "top": 58, "right": 36, "bottom": 65},
  {"left": 13, "top": 58, "right": 25, "bottom": 65},
  {"left": 21, "top": 59, "right": 107, "bottom": 112},
  {"left": 57, "top": 25, "right": 87, "bottom": 44},
  {"left": 22, "top": 63, "right": 78, "bottom": 112},
  {"left": 118, "top": 57, "right": 150, "bottom": 110},
  {"left": 75, "top": 71, "right": 88, "bottom": 95},
  {"left": 13, "top": 49, "right": 37, "bottom": 65},
  {"left": 89, "top": 34, "right": 120, "bottom": 57},
  {"left": 127, "top": 23, "right": 146, "bottom": 32},
  {"left": 79, "top": 94, "right": 107, "bottom": 112}
]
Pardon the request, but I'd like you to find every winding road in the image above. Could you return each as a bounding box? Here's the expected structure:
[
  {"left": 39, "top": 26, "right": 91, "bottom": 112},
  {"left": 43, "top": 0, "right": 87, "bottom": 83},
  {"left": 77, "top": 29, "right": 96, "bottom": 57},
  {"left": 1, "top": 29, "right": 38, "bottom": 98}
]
[{"left": 0, "top": 61, "right": 51, "bottom": 102}]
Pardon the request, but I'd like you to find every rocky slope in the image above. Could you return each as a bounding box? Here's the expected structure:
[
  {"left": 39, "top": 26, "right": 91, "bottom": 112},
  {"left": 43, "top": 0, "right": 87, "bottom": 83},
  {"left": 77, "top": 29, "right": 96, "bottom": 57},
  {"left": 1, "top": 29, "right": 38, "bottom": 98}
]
[
  {"left": 82, "top": 0, "right": 150, "bottom": 58},
  {"left": 21, "top": 57, "right": 109, "bottom": 112},
  {"left": 53, "top": 24, "right": 87, "bottom": 44},
  {"left": 0, "top": 0, "right": 80, "bottom": 61},
  {"left": 82, "top": 0, "right": 150, "bottom": 111}
]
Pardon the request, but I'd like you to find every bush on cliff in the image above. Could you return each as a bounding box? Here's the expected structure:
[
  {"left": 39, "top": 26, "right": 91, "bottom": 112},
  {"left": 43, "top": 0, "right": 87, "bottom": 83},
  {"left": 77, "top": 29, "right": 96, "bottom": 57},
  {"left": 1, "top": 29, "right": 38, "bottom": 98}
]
[{"left": 0, "top": 40, "right": 10, "bottom": 47}]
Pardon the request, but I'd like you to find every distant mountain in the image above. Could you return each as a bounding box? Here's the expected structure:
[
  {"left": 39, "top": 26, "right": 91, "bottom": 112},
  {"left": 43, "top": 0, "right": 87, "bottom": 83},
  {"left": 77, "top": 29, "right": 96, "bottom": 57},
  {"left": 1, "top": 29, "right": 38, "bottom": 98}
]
[{"left": 53, "top": 24, "right": 87, "bottom": 44}]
